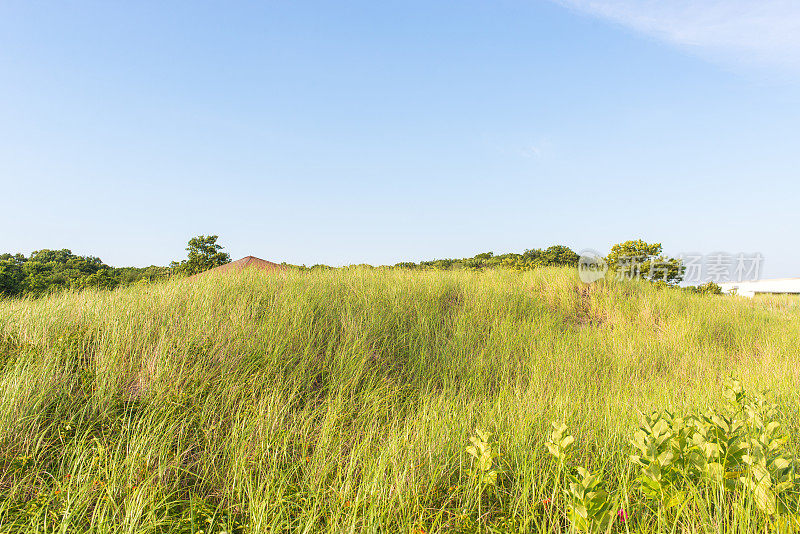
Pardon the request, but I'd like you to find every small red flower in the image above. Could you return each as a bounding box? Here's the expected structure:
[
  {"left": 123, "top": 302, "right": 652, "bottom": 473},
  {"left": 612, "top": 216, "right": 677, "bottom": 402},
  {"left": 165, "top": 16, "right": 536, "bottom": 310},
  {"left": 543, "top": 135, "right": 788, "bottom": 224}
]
[
  {"left": 542, "top": 498, "right": 552, "bottom": 506},
  {"left": 617, "top": 509, "right": 628, "bottom": 522}
]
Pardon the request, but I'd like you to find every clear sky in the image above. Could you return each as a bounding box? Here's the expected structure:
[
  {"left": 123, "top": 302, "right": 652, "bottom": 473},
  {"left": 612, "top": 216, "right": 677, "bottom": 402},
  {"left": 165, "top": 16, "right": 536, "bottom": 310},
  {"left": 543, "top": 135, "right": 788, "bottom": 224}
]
[{"left": 1, "top": 1, "right": 798, "bottom": 277}]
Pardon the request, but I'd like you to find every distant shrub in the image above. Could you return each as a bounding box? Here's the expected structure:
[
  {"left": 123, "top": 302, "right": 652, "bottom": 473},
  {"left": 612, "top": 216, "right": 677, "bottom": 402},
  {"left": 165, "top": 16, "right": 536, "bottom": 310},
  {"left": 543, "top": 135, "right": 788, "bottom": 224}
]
[
  {"left": 685, "top": 281, "right": 723, "bottom": 295},
  {"left": 396, "top": 245, "right": 580, "bottom": 271}
]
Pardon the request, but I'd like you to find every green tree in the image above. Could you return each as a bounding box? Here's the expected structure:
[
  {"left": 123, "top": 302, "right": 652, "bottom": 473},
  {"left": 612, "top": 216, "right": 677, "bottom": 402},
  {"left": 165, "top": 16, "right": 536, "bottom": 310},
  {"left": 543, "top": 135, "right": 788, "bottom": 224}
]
[
  {"left": 79, "top": 269, "right": 118, "bottom": 291},
  {"left": 110, "top": 265, "right": 170, "bottom": 286},
  {"left": 606, "top": 239, "right": 684, "bottom": 285},
  {"left": 12, "top": 249, "right": 109, "bottom": 295},
  {"left": 0, "top": 249, "right": 176, "bottom": 296},
  {"left": 522, "top": 245, "right": 580, "bottom": 267},
  {"left": 539, "top": 245, "right": 580, "bottom": 267},
  {"left": 172, "top": 235, "right": 231, "bottom": 275},
  {"left": 0, "top": 255, "right": 25, "bottom": 297}
]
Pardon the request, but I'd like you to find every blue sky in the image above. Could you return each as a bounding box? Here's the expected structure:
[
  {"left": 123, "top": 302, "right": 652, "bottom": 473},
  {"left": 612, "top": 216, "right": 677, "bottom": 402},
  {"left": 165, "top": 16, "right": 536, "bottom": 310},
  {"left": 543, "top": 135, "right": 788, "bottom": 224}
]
[{"left": 1, "top": 1, "right": 798, "bottom": 277}]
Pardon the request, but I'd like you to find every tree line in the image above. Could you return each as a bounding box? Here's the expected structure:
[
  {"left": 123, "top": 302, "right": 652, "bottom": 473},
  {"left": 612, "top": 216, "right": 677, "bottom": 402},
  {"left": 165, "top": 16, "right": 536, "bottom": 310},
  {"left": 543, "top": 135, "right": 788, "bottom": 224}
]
[
  {"left": 3, "top": 236, "right": 718, "bottom": 298},
  {"left": 394, "top": 244, "right": 582, "bottom": 271},
  {"left": 0, "top": 235, "right": 229, "bottom": 298}
]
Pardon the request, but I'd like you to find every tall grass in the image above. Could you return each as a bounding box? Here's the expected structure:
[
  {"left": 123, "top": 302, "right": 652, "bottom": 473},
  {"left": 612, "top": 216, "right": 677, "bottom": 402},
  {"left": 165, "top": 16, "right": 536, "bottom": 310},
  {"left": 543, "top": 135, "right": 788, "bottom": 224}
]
[{"left": 0, "top": 268, "right": 798, "bottom": 532}]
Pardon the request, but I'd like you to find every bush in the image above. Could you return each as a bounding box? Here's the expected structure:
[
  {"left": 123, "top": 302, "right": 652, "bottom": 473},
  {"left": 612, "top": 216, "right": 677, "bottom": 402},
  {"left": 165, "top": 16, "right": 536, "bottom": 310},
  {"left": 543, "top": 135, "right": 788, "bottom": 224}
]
[{"left": 685, "top": 281, "right": 723, "bottom": 295}]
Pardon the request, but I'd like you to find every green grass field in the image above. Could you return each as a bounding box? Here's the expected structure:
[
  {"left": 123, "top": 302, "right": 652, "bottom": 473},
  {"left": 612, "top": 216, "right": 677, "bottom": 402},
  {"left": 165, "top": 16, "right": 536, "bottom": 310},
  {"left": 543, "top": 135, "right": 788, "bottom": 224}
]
[{"left": 0, "top": 268, "right": 798, "bottom": 533}]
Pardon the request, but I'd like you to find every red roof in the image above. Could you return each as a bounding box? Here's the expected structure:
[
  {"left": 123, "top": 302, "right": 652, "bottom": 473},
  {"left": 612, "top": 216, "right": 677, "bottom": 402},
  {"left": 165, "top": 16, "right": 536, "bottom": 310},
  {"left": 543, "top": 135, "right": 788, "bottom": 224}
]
[{"left": 192, "top": 256, "right": 287, "bottom": 277}]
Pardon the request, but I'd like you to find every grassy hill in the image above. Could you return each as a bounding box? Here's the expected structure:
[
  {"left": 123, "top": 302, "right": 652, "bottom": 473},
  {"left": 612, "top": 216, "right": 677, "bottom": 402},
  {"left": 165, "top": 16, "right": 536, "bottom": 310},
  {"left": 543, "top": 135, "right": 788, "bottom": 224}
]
[{"left": 0, "top": 268, "right": 798, "bottom": 532}]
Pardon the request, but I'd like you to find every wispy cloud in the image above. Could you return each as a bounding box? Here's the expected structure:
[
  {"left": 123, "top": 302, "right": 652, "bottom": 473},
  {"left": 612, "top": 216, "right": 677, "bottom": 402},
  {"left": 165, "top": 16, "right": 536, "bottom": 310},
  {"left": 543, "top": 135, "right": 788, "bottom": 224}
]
[
  {"left": 520, "top": 144, "right": 543, "bottom": 158},
  {"left": 553, "top": 0, "right": 800, "bottom": 70}
]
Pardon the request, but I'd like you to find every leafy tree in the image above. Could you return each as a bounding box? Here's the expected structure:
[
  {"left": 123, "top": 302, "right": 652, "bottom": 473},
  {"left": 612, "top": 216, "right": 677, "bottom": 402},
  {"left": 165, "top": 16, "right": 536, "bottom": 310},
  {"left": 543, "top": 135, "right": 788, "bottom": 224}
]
[
  {"left": 0, "top": 256, "right": 25, "bottom": 297},
  {"left": 606, "top": 239, "right": 684, "bottom": 285},
  {"left": 79, "top": 269, "right": 117, "bottom": 291},
  {"left": 171, "top": 235, "right": 231, "bottom": 275},
  {"left": 521, "top": 245, "right": 580, "bottom": 267},
  {"left": 1, "top": 245, "right": 181, "bottom": 298},
  {"left": 28, "top": 249, "right": 104, "bottom": 271},
  {"left": 9, "top": 249, "right": 110, "bottom": 295},
  {"left": 539, "top": 245, "right": 580, "bottom": 267},
  {"left": 110, "top": 265, "right": 169, "bottom": 285},
  {"left": 139, "top": 265, "right": 171, "bottom": 282}
]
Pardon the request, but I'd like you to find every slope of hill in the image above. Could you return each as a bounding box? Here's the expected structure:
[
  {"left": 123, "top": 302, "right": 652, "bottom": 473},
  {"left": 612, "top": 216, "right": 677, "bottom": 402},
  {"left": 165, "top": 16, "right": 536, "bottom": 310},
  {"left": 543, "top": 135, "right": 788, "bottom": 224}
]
[{"left": 0, "top": 268, "right": 798, "bottom": 532}]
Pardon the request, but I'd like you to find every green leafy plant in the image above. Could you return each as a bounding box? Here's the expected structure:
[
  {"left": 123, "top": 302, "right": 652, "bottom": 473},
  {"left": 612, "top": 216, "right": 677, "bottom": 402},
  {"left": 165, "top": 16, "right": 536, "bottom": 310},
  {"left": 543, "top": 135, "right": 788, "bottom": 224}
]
[
  {"left": 563, "top": 467, "right": 615, "bottom": 533},
  {"left": 544, "top": 421, "right": 576, "bottom": 513},
  {"left": 465, "top": 429, "right": 499, "bottom": 488},
  {"left": 546, "top": 423, "right": 616, "bottom": 532},
  {"left": 545, "top": 422, "right": 575, "bottom": 462},
  {"left": 465, "top": 429, "right": 501, "bottom": 532},
  {"left": 630, "top": 411, "right": 691, "bottom": 511},
  {"left": 627, "top": 379, "right": 800, "bottom": 527},
  {"left": 737, "top": 388, "right": 798, "bottom": 517}
]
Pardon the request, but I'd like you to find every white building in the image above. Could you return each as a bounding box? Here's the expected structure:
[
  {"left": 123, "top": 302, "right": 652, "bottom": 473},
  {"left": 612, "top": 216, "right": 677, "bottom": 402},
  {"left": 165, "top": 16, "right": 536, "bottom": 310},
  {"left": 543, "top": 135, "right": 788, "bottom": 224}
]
[{"left": 718, "top": 278, "right": 800, "bottom": 297}]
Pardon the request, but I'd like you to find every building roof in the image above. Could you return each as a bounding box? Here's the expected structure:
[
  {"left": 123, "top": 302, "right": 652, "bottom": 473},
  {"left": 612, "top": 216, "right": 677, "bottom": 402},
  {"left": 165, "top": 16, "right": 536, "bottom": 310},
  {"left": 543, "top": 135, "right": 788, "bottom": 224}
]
[
  {"left": 721, "top": 277, "right": 800, "bottom": 283},
  {"left": 718, "top": 277, "right": 800, "bottom": 287},
  {"left": 718, "top": 277, "right": 800, "bottom": 296},
  {"left": 191, "top": 256, "right": 287, "bottom": 278}
]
